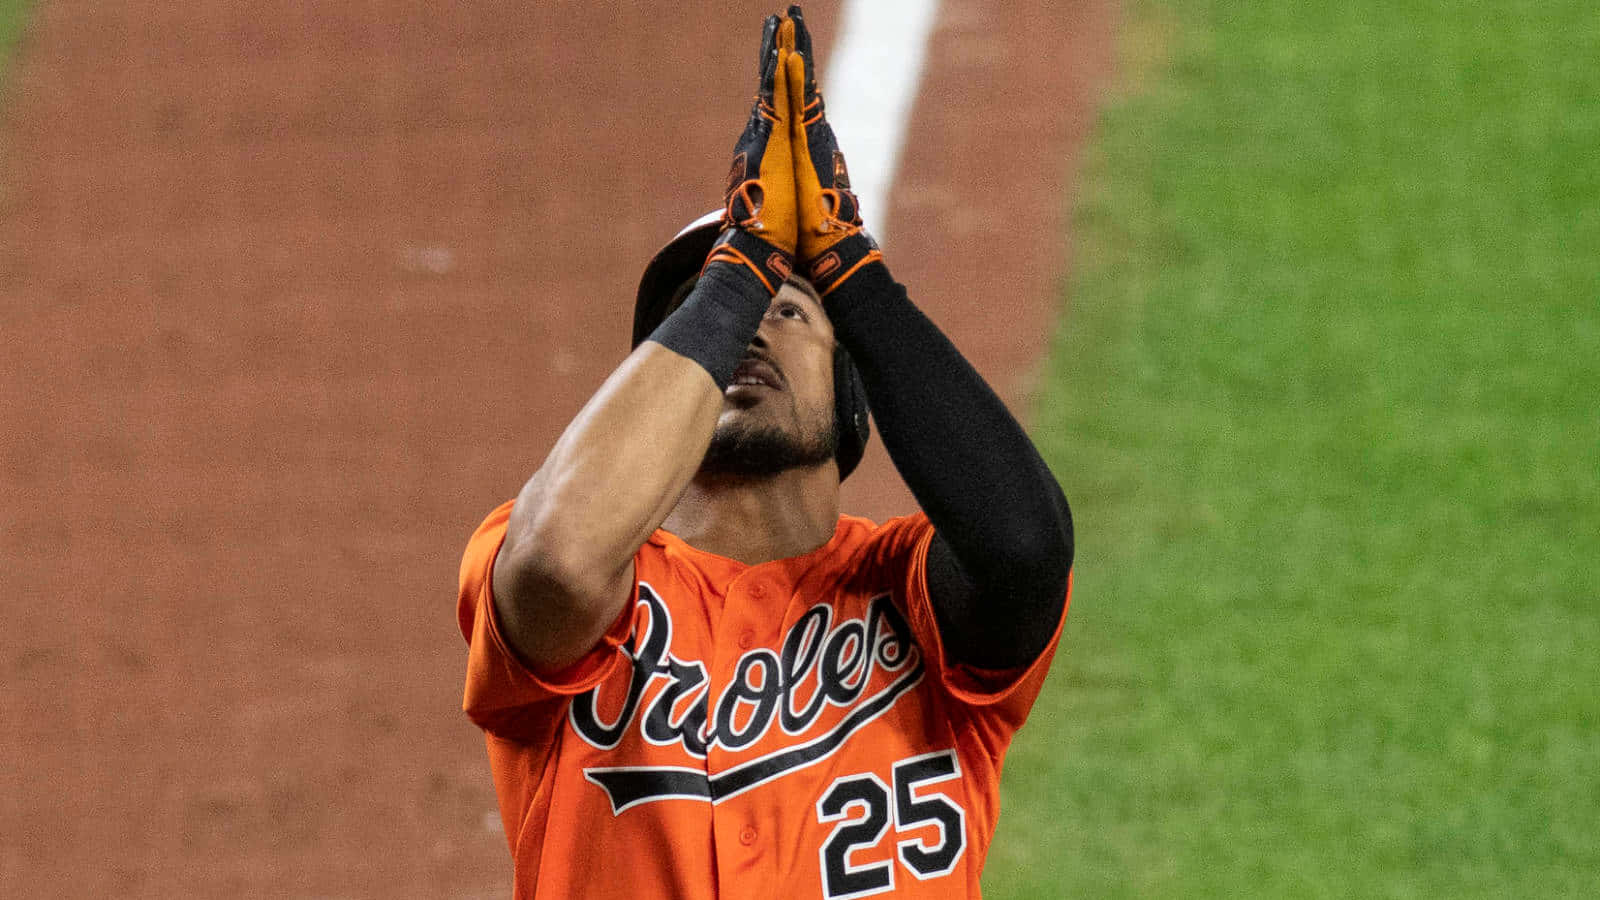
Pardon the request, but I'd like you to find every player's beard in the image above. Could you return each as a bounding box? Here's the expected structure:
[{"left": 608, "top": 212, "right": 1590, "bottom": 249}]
[{"left": 699, "top": 412, "right": 838, "bottom": 479}]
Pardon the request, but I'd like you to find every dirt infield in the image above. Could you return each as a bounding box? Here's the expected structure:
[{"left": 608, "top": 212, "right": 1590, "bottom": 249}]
[{"left": 0, "top": 1, "right": 1113, "bottom": 896}]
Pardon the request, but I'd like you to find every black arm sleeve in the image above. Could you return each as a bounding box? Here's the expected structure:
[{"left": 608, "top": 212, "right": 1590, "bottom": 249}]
[{"left": 824, "top": 262, "right": 1074, "bottom": 670}]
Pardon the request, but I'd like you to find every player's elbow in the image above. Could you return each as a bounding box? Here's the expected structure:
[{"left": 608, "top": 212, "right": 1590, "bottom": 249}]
[
  {"left": 1040, "top": 490, "right": 1074, "bottom": 577},
  {"left": 497, "top": 515, "right": 619, "bottom": 613},
  {"left": 1005, "top": 486, "right": 1074, "bottom": 585},
  {"left": 492, "top": 519, "right": 631, "bottom": 671}
]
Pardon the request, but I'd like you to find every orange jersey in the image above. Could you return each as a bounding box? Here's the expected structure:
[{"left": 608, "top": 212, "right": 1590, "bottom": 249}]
[{"left": 458, "top": 500, "right": 1069, "bottom": 899}]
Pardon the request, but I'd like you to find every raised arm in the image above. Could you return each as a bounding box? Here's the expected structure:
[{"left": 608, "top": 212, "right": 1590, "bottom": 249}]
[
  {"left": 786, "top": 7, "right": 1073, "bottom": 670},
  {"left": 493, "top": 17, "right": 803, "bottom": 671},
  {"left": 825, "top": 267, "right": 1074, "bottom": 670}
]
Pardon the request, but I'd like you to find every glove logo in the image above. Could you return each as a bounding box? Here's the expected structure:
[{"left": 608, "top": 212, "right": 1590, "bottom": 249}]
[
  {"left": 767, "top": 252, "right": 793, "bottom": 281},
  {"left": 810, "top": 251, "right": 841, "bottom": 280}
]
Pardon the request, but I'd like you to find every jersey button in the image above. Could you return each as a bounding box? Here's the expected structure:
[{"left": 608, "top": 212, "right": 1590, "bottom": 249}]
[
  {"left": 738, "top": 629, "right": 756, "bottom": 650},
  {"left": 739, "top": 825, "right": 757, "bottom": 846}
]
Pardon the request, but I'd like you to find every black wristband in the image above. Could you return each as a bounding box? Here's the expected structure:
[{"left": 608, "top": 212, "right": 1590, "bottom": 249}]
[{"left": 645, "top": 260, "right": 771, "bottom": 391}]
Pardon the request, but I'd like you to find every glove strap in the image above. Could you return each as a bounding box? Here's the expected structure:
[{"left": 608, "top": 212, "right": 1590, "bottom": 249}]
[
  {"left": 806, "top": 231, "right": 882, "bottom": 298},
  {"left": 706, "top": 226, "right": 794, "bottom": 297}
]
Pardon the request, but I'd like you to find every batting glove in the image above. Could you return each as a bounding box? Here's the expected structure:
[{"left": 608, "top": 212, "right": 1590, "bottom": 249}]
[
  {"left": 784, "top": 5, "right": 883, "bottom": 297},
  {"left": 704, "top": 14, "right": 801, "bottom": 297}
]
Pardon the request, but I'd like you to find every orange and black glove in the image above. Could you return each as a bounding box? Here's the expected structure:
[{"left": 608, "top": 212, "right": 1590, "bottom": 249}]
[
  {"left": 704, "top": 14, "right": 800, "bottom": 297},
  {"left": 785, "top": 5, "right": 884, "bottom": 297}
]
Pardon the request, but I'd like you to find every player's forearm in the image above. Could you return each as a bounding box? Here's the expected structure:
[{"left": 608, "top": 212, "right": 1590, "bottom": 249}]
[
  {"left": 493, "top": 344, "right": 723, "bottom": 669},
  {"left": 825, "top": 262, "right": 1073, "bottom": 650},
  {"left": 503, "top": 265, "right": 774, "bottom": 584},
  {"left": 494, "top": 265, "right": 773, "bottom": 668},
  {"left": 503, "top": 343, "right": 723, "bottom": 593}
]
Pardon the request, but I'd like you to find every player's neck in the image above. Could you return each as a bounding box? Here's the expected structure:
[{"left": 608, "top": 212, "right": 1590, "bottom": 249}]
[{"left": 663, "top": 462, "right": 840, "bottom": 565}]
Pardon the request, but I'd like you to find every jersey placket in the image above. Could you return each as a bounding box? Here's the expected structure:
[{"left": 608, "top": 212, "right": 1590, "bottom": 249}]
[{"left": 706, "top": 566, "right": 787, "bottom": 895}]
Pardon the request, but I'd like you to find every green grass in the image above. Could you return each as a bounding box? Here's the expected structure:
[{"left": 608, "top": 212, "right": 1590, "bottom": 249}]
[
  {"left": 994, "top": 0, "right": 1600, "bottom": 896},
  {"left": 0, "top": 0, "right": 26, "bottom": 79},
  {"left": 0, "top": 0, "right": 29, "bottom": 168}
]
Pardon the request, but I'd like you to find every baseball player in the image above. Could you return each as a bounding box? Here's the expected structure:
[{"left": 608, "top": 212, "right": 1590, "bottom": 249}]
[{"left": 458, "top": 8, "right": 1073, "bottom": 898}]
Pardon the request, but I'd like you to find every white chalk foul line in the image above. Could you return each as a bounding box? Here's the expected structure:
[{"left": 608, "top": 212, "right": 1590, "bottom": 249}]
[{"left": 822, "top": 0, "right": 942, "bottom": 248}]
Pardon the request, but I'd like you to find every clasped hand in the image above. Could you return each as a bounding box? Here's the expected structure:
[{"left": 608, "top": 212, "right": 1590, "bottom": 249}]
[{"left": 709, "top": 6, "right": 879, "bottom": 299}]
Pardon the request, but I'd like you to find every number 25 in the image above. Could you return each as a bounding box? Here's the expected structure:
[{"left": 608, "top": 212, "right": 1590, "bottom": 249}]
[{"left": 816, "top": 750, "right": 967, "bottom": 899}]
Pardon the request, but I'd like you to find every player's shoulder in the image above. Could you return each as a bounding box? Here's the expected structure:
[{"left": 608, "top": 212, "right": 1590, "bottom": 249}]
[
  {"left": 842, "top": 509, "right": 934, "bottom": 552},
  {"left": 637, "top": 512, "right": 932, "bottom": 577},
  {"left": 460, "top": 499, "right": 517, "bottom": 583},
  {"left": 779, "top": 511, "right": 934, "bottom": 567},
  {"left": 814, "top": 511, "right": 935, "bottom": 587},
  {"left": 467, "top": 498, "right": 517, "bottom": 543}
]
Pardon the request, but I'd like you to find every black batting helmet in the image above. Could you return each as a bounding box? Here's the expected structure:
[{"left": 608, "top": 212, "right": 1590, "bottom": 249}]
[{"left": 633, "top": 212, "right": 871, "bottom": 479}]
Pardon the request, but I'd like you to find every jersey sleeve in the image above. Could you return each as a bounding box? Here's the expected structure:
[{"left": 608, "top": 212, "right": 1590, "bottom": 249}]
[
  {"left": 870, "top": 513, "right": 1071, "bottom": 734},
  {"left": 457, "top": 500, "right": 638, "bottom": 742}
]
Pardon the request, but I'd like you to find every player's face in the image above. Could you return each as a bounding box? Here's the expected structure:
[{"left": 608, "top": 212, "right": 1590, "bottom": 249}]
[{"left": 701, "top": 279, "right": 838, "bottom": 478}]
